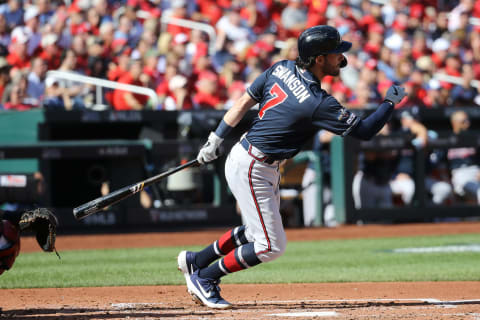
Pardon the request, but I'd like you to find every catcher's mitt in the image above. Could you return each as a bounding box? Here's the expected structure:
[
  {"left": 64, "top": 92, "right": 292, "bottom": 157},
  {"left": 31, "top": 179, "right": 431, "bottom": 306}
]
[{"left": 19, "top": 208, "right": 58, "bottom": 253}]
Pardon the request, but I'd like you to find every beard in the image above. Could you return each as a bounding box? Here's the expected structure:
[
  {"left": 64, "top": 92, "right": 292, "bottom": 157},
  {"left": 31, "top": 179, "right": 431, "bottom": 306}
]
[{"left": 322, "top": 63, "right": 340, "bottom": 76}]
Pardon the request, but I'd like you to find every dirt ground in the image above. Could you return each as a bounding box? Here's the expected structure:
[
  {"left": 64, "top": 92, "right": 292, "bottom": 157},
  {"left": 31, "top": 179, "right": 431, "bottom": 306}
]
[{"left": 2, "top": 221, "right": 480, "bottom": 319}]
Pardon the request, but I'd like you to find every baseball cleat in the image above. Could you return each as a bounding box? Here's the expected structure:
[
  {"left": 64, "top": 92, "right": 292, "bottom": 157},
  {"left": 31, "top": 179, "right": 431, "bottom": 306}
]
[
  {"left": 186, "top": 270, "right": 232, "bottom": 309},
  {"left": 177, "top": 250, "right": 199, "bottom": 277}
]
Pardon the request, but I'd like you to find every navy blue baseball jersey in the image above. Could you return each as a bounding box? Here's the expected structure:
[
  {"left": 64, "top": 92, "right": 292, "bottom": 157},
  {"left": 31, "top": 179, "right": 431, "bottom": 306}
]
[
  {"left": 246, "top": 59, "right": 359, "bottom": 160},
  {"left": 447, "top": 146, "right": 478, "bottom": 170}
]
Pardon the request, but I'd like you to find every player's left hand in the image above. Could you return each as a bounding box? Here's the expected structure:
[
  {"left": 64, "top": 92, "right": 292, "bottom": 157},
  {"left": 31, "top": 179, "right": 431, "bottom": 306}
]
[
  {"left": 197, "top": 132, "right": 224, "bottom": 164},
  {"left": 385, "top": 85, "right": 407, "bottom": 105}
]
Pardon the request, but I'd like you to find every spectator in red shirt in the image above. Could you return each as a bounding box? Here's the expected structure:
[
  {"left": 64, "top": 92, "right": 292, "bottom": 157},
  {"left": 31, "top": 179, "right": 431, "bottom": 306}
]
[
  {"left": 443, "top": 54, "right": 462, "bottom": 77},
  {"left": 143, "top": 51, "right": 161, "bottom": 87},
  {"left": 86, "top": 7, "right": 101, "bottom": 36},
  {"left": 411, "top": 31, "right": 429, "bottom": 60},
  {"left": 164, "top": 0, "right": 191, "bottom": 37},
  {"left": 69, "top": 5, "right": 89, "bottom": 36},
  {"left": 363, "top": 23, "right": 384, "bottom": 59},
  {"left": 6, "top": 30, "right": 30, "bottom": 71},
  {"left": 239, "top": 0, "right": 270, "bottom": 34},
  {"left": 185, "top": 29, "right": 209, "bottom": 66},
  {"left": 431, "top": 37, "right": 449, "bottom": 68},
  {"left": 38, "top": 33, "right": 62, "bottom": 70},
  {"left": 193, "top": 70, "right": 224, "bottom": 109},
  {"left": 98, "top": 21, "right": 115, "bottom": 56},
  {"left": 195, "top": 0, "right": 223, "bottom": 25},
  {"left": 163, "top": 74, "right": 192, "bottom": 110},
  {"left": 112, "top": 59, "right": 149, "bottom": 110},
  {"left": 71, "top": 35, "right": 89, "bottom": 72},
  {"left": 127, "top": 0, "right": 161, "bottom": 19},
  {"left": 305, "top": 0, "right": 328, "bottom": 28},
  {"left": 155, "top": 57, "right": 180, "bottom": 105},
  {"left": 3, "top": 73, "right": 35, "bottom": 111}
]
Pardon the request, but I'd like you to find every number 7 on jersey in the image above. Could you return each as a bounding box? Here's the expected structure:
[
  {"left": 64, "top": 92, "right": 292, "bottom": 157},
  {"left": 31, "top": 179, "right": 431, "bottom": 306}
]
[{"left": 259, "top": 83, "right": 288, "bottom": 119}]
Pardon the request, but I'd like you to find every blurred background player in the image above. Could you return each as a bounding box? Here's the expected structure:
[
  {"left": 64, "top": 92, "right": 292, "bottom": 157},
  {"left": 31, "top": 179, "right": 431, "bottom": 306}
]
[
  {"left": 447, "top": 110, "right": 480, "bottom": 204},
  {"left": 301, "top": 130, "right": 336, "bottom": 227},
  {"left": 352, "top": 123, "right": 399, "bottom": 209}
]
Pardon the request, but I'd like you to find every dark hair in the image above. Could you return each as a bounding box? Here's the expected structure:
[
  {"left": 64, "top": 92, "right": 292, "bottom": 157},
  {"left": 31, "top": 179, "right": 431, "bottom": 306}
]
[{"left": 295, "top": 56, "right": 317, "bottom": 69}]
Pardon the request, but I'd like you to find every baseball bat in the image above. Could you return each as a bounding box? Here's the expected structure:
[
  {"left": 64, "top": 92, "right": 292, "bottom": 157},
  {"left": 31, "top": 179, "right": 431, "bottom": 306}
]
[{"left": 73, "top": 159, "right": 199, "bottom": 220}]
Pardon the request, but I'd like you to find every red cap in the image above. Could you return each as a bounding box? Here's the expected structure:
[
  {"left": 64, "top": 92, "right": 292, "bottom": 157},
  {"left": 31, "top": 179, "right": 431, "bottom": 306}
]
[
  {"left": 392, "top": 19, "right": 407, "bottom": 31},
  {"left": 245, "top": 45, "right": 260, "bottom": 59},
  {"left": 255, "top": 40, "right": 274, "bottom": 53},
  {"left": 68, "top": 3, "right": 82, "bottom": 13},
  {"left": 410, "top": 4, "right": 423, "bottom": 19}
]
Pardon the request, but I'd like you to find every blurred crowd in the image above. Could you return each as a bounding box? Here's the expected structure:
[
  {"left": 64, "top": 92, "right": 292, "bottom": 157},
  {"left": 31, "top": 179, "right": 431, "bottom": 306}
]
[{"left": 0, "top": 0, "right": 479, "bottom": 112}]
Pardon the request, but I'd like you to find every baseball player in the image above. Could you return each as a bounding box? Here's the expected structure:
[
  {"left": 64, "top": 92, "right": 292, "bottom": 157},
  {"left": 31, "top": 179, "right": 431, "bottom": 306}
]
[
  {"left": 177, "top": 25, "right": 406, "bottom": 309},
  {"left": 447, "top": 111, "right": 480, "bottom": 203}
]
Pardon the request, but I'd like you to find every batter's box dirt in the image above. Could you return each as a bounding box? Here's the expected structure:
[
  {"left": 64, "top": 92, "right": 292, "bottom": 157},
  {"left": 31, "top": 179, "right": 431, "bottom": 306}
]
[
  {"left": 2, "top": 283, "right": 480, "bottom": 320},
  {"left": 2, "top": 299, "right": 480, "bottom": 319}
]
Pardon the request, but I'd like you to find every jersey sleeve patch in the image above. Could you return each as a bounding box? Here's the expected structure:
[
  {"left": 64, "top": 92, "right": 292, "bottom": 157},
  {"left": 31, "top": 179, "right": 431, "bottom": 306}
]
[{"left": 312, "top": 96, "right": 360, "bottom": 136}]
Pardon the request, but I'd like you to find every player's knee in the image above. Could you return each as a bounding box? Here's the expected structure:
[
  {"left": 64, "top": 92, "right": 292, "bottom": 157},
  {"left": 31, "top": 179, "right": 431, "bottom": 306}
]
[{"left": 256, "top": 233, "right": 287, "bottom": 262}]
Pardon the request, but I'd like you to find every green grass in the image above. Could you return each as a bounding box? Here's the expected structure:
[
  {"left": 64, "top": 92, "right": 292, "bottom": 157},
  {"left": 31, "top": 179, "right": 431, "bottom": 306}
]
[{"left": 1, "top": 234, "right": 479, "bottom": 288}]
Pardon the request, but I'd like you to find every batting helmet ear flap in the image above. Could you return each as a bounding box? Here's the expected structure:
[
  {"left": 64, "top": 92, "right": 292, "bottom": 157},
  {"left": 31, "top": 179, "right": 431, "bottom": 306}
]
[{"left": 340, "top": 55, "right": 348, "bottom": 68}]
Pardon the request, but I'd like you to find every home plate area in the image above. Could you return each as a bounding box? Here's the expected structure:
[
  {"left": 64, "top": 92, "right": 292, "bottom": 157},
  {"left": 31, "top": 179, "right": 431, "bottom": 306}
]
[{"left": 108, "top": 298, "right": 480, "bottom": 319}]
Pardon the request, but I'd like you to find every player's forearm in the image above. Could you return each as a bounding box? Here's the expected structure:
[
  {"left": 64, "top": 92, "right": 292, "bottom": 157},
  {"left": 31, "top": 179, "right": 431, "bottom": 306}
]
[
  {"left": 223, "top": 93, "right": 258, "bottom": 127},
  {"left": 213, "top": 93, "right": 257, "bottom": 139},
  {"left": 350, "top": 101, "right": 394, "bottom": 140},
  {"left": 410, "top": 122, "right": 428, "bottom": 144}
]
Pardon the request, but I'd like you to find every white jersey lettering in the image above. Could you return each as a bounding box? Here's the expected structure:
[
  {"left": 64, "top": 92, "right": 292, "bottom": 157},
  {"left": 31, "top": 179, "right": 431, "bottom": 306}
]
[{"left": 272, "top": 65, "right": 311, "bottom": 103}]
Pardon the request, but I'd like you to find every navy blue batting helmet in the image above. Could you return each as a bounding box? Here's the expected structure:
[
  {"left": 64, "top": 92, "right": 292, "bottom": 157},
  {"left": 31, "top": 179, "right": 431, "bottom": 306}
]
[{"left": 297, "top": 25, "right": 352, "bottom": 63}]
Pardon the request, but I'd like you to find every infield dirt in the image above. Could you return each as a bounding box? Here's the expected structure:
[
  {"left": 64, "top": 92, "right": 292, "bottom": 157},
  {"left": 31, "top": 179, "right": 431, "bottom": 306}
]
[{"left": 2, "top": 221, "right": 480, "bottom": 319}]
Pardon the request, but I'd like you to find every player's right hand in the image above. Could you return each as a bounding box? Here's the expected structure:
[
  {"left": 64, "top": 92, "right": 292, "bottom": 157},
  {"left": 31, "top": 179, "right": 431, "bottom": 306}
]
[
  {"left": 197, "top": 132, "right": 224, "bottom": 164},
  {"left": 384, "top": 85, "right": 407, "bottom": 105}
]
